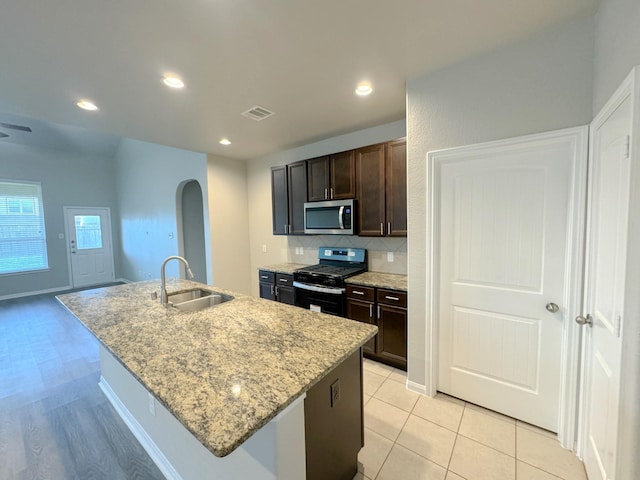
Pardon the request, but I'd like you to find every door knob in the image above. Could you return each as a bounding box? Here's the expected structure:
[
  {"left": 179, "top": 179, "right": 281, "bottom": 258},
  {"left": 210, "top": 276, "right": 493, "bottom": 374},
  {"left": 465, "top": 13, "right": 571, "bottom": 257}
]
[
  {"left": 575, "top": 314, "right": 593, "bottom": 327},
  {"left": 545, "top": 302, "right": 559, "bottom": 313}
]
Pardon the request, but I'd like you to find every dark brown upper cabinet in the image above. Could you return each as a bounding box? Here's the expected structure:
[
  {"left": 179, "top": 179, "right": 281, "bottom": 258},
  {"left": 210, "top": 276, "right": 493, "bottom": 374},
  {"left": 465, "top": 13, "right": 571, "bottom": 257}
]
[
  {"left": 271, "top": 161, "right": 307, "bottom": 235},
  {"left": 356, "top": 139, "right": 407, "bottom": 237},
  {"left": 307, "top": 151, "right": 356, "bottom": 202}
]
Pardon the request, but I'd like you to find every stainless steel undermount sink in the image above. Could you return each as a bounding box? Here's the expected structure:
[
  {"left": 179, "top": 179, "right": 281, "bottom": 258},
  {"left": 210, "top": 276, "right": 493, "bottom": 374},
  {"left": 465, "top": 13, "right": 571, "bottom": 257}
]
[{"left": 166, "top": 288, "right": 234, "bottom": 312}]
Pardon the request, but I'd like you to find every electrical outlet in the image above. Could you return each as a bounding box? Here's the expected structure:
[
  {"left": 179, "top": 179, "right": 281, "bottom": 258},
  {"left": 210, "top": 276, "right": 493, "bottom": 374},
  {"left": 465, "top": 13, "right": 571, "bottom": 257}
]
[
  {"left": 387, "top": 252, "right": 394, "bottom": 262},
  {"left": 148, "top": 393, "right": 156, "bottom": 416},
  {"left": 300, "top": 246, "right": 304, "bottom": 255},
  {"left": 262, "top": 244, "right": 267, "bottom": 253},
  {"left": 330, "top": 379, "right": 341, "bottom": 407}
]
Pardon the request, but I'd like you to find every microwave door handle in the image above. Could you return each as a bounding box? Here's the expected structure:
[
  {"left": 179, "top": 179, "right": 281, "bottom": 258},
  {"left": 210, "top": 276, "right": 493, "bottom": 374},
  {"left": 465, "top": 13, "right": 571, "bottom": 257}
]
[{"left": 338, "top": 206, "right": 345, "bottom": 229}]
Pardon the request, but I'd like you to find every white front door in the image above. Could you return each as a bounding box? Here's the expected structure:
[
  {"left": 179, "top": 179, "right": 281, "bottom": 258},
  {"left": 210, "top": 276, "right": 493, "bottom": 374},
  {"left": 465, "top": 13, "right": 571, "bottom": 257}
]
[
  {"left": 434, "top": 128, "right": 586, "bottom": 432},
  {"left": 580, "top": 80, "right": 631, "bottom": 480},
  {"left": 65, "top": 207, "right": 115, "bottom": 288}
]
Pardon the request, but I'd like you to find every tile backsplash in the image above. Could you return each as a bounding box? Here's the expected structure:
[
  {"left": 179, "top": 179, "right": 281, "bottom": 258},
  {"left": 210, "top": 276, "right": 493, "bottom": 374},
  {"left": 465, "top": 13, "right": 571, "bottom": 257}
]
[{"left": 286, "top": 235, "right": 407, "bottom": 275}]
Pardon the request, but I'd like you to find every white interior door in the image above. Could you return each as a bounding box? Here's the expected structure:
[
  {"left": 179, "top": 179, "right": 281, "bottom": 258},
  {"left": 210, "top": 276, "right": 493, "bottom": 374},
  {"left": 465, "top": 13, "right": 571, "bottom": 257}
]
[
  {"left": 65, "top": 207, "right": 115, "bottom": 288},
  {"left": 435, "top": 129, "right": 585, "bottom": 431},
  {"left": 580, "top": 82, "right": 631, "bottom": 480}
]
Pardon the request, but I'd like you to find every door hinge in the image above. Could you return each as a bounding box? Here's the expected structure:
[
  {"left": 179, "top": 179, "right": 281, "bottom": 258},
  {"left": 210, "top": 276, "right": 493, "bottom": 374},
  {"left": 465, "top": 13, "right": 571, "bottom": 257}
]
[
  {"left": 615, "top": 315, "right": 622, "bottom": 337},
  {"left": 624, "top": 135, "right": 631, "bottom": 159}
]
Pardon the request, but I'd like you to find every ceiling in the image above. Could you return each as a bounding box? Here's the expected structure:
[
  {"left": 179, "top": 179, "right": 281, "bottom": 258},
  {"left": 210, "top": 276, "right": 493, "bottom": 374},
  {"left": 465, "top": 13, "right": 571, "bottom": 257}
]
[{"left": 0, "top": 0, "right": 600, "bottom": 160}]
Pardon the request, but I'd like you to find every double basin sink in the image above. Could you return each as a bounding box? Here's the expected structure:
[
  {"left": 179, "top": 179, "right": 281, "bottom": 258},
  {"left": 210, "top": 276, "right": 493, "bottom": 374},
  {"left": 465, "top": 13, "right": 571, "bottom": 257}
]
[{"left": 166, "top": 288, "right": 234, "bottom": 312}]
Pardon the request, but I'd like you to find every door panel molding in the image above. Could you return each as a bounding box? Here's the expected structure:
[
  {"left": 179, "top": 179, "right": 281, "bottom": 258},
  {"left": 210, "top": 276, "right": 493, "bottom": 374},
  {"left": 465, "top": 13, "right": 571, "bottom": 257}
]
[{"left": 425, "top": 126, "right": 588, "bottom": 448}]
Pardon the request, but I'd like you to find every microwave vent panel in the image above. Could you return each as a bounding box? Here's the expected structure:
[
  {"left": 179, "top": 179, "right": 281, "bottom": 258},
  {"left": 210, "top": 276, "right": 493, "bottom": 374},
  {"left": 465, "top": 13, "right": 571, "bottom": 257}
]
[{"left": 241, "top": 105, "right": 275, "bottom": 122}]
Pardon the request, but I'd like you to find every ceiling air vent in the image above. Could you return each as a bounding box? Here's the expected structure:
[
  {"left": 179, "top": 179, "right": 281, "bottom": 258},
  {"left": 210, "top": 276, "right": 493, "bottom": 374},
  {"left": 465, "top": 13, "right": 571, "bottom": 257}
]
[{"left": 241, "top": 105, "right": 275, "bottom": 122}]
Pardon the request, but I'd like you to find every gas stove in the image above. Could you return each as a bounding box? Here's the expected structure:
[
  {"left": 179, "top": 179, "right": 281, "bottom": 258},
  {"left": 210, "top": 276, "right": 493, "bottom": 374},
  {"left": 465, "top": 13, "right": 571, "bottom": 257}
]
[{"left": 294, "top": 247, "right": 367, "bottom": 288}]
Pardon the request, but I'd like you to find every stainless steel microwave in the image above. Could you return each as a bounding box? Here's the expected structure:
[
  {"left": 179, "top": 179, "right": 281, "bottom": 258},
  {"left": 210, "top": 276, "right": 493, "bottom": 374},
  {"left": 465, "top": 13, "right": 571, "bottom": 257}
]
[{"left": 304, "top": 199, "right": 355, "bottom": 235}]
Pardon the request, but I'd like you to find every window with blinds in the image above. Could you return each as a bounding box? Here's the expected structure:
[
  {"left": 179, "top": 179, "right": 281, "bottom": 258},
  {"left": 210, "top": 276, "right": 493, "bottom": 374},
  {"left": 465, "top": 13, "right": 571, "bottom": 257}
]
[{"left": 0, "top": 180, "right": 49, "bottom": 274}]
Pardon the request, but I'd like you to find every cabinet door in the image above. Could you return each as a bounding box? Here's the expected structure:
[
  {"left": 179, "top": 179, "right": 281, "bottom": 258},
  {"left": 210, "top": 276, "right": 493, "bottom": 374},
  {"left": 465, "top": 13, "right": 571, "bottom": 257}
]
[
  {"left": 330, "top": 150, "right": 356, "bottom": 200},
  {"left": 346, "top": 298, "right": 376, "bottom": 355},
  {"left": 271, "top": 165, "right": 289, "bottom": 235},
  {"left": 385, "top": 139, "right": 407, "bottom": 237},
  {"left": 377, "top": 304, "right": 407, "bottom": 369},
  {"left": 288, "top": 161, "right": 308, "bottom": 234},
  {"left": 356, "top": 144, "right": 386, "bottom": 236},
  {"left": 307, "top": 156, "right": 330, "bottom": 202},
  {"left": 259, "top": 282, "right": 275, "bottom": 300},
  {"left": 277, "top": 286, "right": 296, "bottom": 305}
]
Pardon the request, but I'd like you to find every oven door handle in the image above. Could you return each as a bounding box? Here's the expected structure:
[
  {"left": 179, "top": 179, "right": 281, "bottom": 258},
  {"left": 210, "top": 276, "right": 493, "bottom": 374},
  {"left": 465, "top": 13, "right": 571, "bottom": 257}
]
[{"left": 293, "top": 281, "right": 346, "bottom": 295}]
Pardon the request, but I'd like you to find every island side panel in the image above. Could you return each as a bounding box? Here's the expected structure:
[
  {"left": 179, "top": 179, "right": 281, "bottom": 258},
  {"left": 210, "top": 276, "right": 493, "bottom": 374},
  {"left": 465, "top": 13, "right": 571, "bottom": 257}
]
[
  {"left": 99, "top": 346, "right": 307, "bottom": 480},
  {"left": 304, "top": 349, "right": 364, "bottom": 480}
]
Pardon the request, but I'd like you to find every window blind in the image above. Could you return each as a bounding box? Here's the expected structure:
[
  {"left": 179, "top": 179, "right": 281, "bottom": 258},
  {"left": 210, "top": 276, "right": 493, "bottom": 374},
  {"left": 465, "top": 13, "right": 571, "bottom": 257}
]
[{"left": 0, "top": 180, "right": 49, "bottom": 274}]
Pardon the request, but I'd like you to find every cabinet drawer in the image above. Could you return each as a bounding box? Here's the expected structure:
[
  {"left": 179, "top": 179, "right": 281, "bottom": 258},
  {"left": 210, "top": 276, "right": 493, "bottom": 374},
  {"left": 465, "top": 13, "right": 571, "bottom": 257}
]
[
  {"left": 258, "top": 270, "right": 275, "bottom": 283},
  {"left": 346, "top": 284, "right": 375, "bottom": 301},
  {"left": 275, "top": 273, "right": 294, "bottom": 286},
  {"left": 377, "top": 289, "right": 407, "bottom": 308}
]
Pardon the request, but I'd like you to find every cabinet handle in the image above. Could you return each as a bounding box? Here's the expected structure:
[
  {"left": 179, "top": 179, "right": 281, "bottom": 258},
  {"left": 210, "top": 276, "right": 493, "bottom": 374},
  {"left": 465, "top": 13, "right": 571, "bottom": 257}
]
[
  {"left": 380, "top": 223, "right": 384, "bottom": 235},
  {"left": 377, "top": 305, "right": 381, "bottom": 318},
  {"left": 270, "top": 285, "right": 274, "bottom": 295},
  {"left": 369, "top": 303, "right": 373, "bottom": 319},
  {"left": 284, "top": 224, "right": 288, "bottom": 234},
  {"left": 260, "top": 275, "right": 268, "bottom": 279},
  {"left": 325, "top": 188, "right": 328, "bottom": 200},
  {"left": 352, "top": 290, "right": 365, "bottom": 295},
  {"left": 279, "top": 278, "right": 288, "bottom": 283},
  {"left": 275, "top": 286, "right": 279, "bottom": 296},
  {"left": 385, "top": 296, "right": 400, "bottom": 301},
  {"left": 387, "top": 222, "right": 391, "bottom": 235},
  {"left": 330, "top": 187, "right": 334, "bottom": 199}
]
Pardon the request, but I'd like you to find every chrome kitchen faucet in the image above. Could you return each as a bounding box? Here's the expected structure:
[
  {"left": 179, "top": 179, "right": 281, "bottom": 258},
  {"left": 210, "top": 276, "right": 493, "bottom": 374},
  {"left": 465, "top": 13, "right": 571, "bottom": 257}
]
[{"left": 160, "top": 256, "right": 194, "bottom": 305}]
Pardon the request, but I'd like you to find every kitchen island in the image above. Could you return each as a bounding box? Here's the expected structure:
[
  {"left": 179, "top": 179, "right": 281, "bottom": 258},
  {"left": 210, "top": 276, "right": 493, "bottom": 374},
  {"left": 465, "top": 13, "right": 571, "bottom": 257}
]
[{"left": 57, "top": 280, "right": 377, "bottom": 480}]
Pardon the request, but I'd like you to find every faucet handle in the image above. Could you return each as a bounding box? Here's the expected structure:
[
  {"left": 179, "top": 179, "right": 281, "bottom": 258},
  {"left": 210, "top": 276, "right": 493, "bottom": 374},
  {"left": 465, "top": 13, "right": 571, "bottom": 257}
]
[{"left": 150, "top": 291, "right": 158, "bottom": 300}]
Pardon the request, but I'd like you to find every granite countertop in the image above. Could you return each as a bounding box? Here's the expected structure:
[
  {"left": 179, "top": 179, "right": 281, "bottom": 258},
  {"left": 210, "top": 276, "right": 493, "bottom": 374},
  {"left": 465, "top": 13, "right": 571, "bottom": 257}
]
[
  {"left": 57, "top": 280, "right": 376, "bottom": 458},
  {"left": 258, "top": 263, "right": 309, "bottom": 275},
  {"left": 346, "top": 272, "right": 408, "bottom": 292}
]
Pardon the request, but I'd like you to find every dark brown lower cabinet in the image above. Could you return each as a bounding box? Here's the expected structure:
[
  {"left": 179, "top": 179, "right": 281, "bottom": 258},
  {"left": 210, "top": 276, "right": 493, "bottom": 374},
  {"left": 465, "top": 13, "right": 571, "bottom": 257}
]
[
  {"left": 305, "top": 349, "right": 363, "bottom": 480},
  {"left": 258, "top": 271, "right": 295, "bottom": 305},
  {"left": 346, "top": 299, "right": 376, "bottom": 355},
  {"left": 377, "top": 304, "right": 407, "bottom": 369},
  {"left": 346, "top": 284, "right": 407, "bottom": 370}
]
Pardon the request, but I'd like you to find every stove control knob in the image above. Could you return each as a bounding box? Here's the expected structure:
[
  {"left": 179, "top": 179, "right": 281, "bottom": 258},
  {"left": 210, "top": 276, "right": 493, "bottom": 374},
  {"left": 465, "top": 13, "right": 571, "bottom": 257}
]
[{"left": 327, "top": 278, "right": 337, "bottom": 286}]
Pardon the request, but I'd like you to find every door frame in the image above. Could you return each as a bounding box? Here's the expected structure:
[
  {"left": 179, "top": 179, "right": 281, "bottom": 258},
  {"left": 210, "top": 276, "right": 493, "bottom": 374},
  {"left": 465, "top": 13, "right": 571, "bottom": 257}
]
[
  {"left": 577, "top": 66, "right": 640, "bottom": 477},
  {"left": 63, "top": 206, "right": 116, "bottom": 288},
  {"left": 424, "top": 126, "right": 588, "bottom": 449}
]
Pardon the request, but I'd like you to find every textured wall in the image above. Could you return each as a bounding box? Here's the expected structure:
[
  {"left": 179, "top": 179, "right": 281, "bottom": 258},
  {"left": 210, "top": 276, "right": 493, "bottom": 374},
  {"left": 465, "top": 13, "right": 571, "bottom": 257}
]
[
  {"left": 406, "top": 15, "right": 595, "bottom": 389},
  {"left": 0, "top": 142, "right": 118, "bottom": 298}
]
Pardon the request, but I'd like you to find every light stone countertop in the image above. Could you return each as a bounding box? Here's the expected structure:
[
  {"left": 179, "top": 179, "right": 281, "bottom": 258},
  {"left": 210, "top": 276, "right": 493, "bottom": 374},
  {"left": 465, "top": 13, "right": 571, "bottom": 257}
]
[
  {"left": 258, "top": 263, "right": 309, "bottom": 275},
  {"left": 346, "top": 272, "right": 408, "bottom": 292},
  {"left": 57, "top": 279, "right": 376, "bottom": 458}
]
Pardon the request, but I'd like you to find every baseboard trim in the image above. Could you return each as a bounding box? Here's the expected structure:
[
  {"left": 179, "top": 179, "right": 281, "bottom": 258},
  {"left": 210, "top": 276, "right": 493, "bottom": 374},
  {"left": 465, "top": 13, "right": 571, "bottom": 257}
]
[
  {"left": 99, "top": 377, "right": 182, "bottom": 480},
  {"left": 0, "top": 284, "right": 73, "bottom": 301},
  {"left": 406, "top": 379, "right": 428, "bottom": 396}
]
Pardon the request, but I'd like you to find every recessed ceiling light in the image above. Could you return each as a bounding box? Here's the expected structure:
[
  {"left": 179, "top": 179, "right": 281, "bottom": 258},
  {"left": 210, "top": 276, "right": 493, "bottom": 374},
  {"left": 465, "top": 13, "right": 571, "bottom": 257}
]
[
  {"left": 163, "top": 75, "right": 185, "bottom": 89},
  {"left": 355, "top": 83, "right": 373, "bottom": 96},
  {"left": 76, "top": 100, "right": 98, "bottom": 111},
  {"left": 219, "top": 138, "right": 231, "bottom": 146}
]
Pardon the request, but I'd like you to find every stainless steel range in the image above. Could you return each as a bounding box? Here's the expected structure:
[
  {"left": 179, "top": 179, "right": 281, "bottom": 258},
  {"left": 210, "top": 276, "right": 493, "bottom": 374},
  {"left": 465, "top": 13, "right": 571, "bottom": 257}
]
[{"left": 293, "top": 247, "right": 367, "bottom": 316}]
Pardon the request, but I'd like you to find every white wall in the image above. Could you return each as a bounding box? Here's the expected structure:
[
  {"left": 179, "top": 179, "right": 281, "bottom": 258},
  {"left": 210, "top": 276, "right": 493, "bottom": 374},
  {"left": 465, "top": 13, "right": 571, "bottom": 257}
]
[
  {"left": 115, "top": 138, "right": 210, "bottom": 283},
  {"left": 246, "top": 121, "right": 406, "bottom": 298},
  {"left": 405, "top": 15, "right": 595, "bottom": 390},
  {"left": 0, "top": 142, "right": 118, "bottom": 298},
  {"left": 592, "top": 0, "right": 640, "bottom": 475},
  {"left": 206, "top": 155, "right": 252, "bottom": 295},
  {"left": 593, "top": 0, "right": 640, "bottom": 112}
]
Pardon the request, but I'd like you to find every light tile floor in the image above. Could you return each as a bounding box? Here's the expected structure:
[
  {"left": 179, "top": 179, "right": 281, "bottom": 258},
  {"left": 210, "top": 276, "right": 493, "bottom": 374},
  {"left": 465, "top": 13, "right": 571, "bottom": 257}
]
[{"left": 354, "top": 359, "right": 588, "bottom": 480}]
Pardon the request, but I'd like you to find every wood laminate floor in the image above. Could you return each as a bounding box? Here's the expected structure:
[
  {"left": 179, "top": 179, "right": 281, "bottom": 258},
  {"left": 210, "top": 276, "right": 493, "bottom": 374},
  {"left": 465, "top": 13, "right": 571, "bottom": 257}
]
[{"left": 0, "top": 291, "right": 165, "bottom": 480}]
